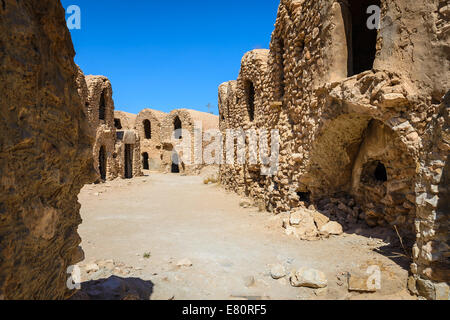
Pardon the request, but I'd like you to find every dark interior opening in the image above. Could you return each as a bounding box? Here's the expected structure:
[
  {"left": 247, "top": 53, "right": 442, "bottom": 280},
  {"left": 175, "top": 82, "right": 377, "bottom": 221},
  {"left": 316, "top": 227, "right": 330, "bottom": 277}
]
[
  {"left": 143, "top": 119, "right": 152, "bottom": 139},
  {"left": 142, "top": 152, "right": 149, "bottom": 170},
  {"left": 346, "top": 0, "right": 380, "bottom": 76},
  {"left": 171, "top": 152, "right": 180, "bottom": 173},
  {"left": 124, "top": 144, "right": 133, "bottom": 179},
  {"left": 244, "top": 80, "right": 255, "bottom": 122},
  {"left": 361, "top": 160, "right": 388, "bottom": 184},
  {"left": 374, "top": 162, "right": 388, "bottom": 182},
  {"left": 99, "top": 90, "right": 106, "bottom": 120},
  {"left": 114, "top": 118, "right": 122, "bottom": 130},
  {"left": 174, "top": 116, "right": 182, "bottom": 139},
  {"left": 297, "top": 192, "right": 311, "bottom": 204},
  {"left": 99, "top": 146, "right": 107, "bottom": 181}
]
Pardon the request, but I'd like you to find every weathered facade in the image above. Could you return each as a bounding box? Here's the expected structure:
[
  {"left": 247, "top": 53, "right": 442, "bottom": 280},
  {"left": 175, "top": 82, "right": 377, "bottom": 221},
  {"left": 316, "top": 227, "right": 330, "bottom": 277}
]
[
  {"left": 135, "top": 109, "right": 167, "bottom": 171},
  {"left": 160, "top": 109, "right": 220, "bottom": 175},
  {"left": 219, "top": 0, "right": 449, "bottom": 300},
  {"left": 0, "top": 0, "right": 95, "bottom": 299},
  {"left": 81, "top": 76, "right": 143, "bottom": 181}
]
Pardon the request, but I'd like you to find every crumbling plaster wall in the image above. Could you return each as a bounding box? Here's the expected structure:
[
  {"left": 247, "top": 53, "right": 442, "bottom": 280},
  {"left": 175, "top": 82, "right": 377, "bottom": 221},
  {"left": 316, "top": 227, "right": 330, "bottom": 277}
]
[{"left": 0, "top": 0, "right": 95, "bottom": 299}]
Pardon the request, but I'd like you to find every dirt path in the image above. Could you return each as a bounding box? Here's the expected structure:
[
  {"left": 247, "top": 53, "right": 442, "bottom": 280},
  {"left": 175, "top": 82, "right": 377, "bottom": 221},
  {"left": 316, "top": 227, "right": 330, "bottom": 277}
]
[{"left": 75, "top": 173, "right": 415, "bottom": 300}]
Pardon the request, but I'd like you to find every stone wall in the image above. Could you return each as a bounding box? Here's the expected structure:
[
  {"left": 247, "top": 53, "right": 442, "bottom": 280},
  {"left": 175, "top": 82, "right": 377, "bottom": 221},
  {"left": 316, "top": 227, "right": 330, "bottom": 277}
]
[
  {"left": 218, "top": 0, "right": 449, "bottom": 299},
  {"left": 0, "top": 0, "right": 95, "bottom": 299}
]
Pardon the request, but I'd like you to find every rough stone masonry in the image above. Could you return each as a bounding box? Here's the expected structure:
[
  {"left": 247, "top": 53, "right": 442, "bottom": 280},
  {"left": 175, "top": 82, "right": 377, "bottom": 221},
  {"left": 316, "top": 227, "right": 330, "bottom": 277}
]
[
  {"left": 218, "top": 0, "right": 449, "bottom": 300},
  {"left": 0, "top": 0, "right": 95, "bottom": 299}
]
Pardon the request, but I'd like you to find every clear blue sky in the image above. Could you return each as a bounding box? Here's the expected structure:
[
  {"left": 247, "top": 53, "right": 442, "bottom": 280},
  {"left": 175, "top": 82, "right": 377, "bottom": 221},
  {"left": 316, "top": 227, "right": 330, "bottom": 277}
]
[{"left": 61, "top": 0, "right": 279, "bottom": 115}]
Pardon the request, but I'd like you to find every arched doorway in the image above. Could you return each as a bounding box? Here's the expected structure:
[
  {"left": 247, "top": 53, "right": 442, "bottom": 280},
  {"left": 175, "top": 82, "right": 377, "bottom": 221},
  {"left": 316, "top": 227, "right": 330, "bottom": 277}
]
[
  {"left": 99, "top": 146, "right": 107, "bottom": 180},
  {"left": 142, "top": 152, "right": 149, "bottom": 170}
]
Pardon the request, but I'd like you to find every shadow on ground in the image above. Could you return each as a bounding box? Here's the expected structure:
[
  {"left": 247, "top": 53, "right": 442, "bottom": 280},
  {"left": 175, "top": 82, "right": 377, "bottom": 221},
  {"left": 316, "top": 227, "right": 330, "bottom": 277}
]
[{"left": 71, "top": 276, "right": 154, "bottom": 300}]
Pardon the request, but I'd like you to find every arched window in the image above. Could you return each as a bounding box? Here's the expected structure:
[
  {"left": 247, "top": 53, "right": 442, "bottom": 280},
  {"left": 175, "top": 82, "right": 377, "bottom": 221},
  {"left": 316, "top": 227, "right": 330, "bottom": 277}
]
[
  {"left": 143, "top": 119, "right": 151, "bottom": 139},
  {"left": 244, "top": 80, "right": 255, "bottom": 121},
  {"left": 346, "top": 0, "right": 380, "bottom": 76},
  {"left": 99, "top": 90, "right": 106, "bottom": 120},
  {"left": 174, "top": 116, "right": 182, "bottom": 139}
]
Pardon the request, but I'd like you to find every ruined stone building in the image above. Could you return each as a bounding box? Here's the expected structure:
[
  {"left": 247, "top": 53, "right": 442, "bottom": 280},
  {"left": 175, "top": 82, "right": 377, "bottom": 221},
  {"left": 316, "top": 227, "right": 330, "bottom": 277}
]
[
  {"left": 160, "top": 109, "right": 220, "bottom": 175},
  {"left": 81, "top": 75, "right": 220, "bottom": 179},
  {"left": 218, "top": 0, "right": 449, "bottom": 300},
  {"left": 76, "top": 75, "right": 143, "bottom": 182},
  {"left": 0, "top": 0, "right": 95, "bottom": 299}
]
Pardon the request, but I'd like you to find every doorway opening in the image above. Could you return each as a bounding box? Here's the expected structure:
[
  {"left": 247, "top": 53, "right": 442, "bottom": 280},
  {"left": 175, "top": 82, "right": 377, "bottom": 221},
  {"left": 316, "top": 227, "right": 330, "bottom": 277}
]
[
  {"left": 142, "top": 152, "right": 149, "bottom": 170},
  {"left": 99, "top": 145, "right": 107, "bottom": 181},
  {"left": 171, "top": 152, "right": 180, "bottom": 173},
  {"left": 125, "top": 144, "right": 133, "bottom": 179}
]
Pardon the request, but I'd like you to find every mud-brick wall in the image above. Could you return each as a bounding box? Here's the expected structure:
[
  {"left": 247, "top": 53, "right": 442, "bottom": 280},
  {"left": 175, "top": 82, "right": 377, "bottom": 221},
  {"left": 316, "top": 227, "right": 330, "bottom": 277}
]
[{"left": 0, "top": 0, "right": 95, "bottom": 299}]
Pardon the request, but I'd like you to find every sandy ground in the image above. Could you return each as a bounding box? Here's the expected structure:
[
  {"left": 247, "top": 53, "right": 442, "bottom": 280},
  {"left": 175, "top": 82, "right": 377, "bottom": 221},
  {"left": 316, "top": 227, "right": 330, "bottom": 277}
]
[{"left": 75, "top": 172, "right": 415, "bottom": 300}]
